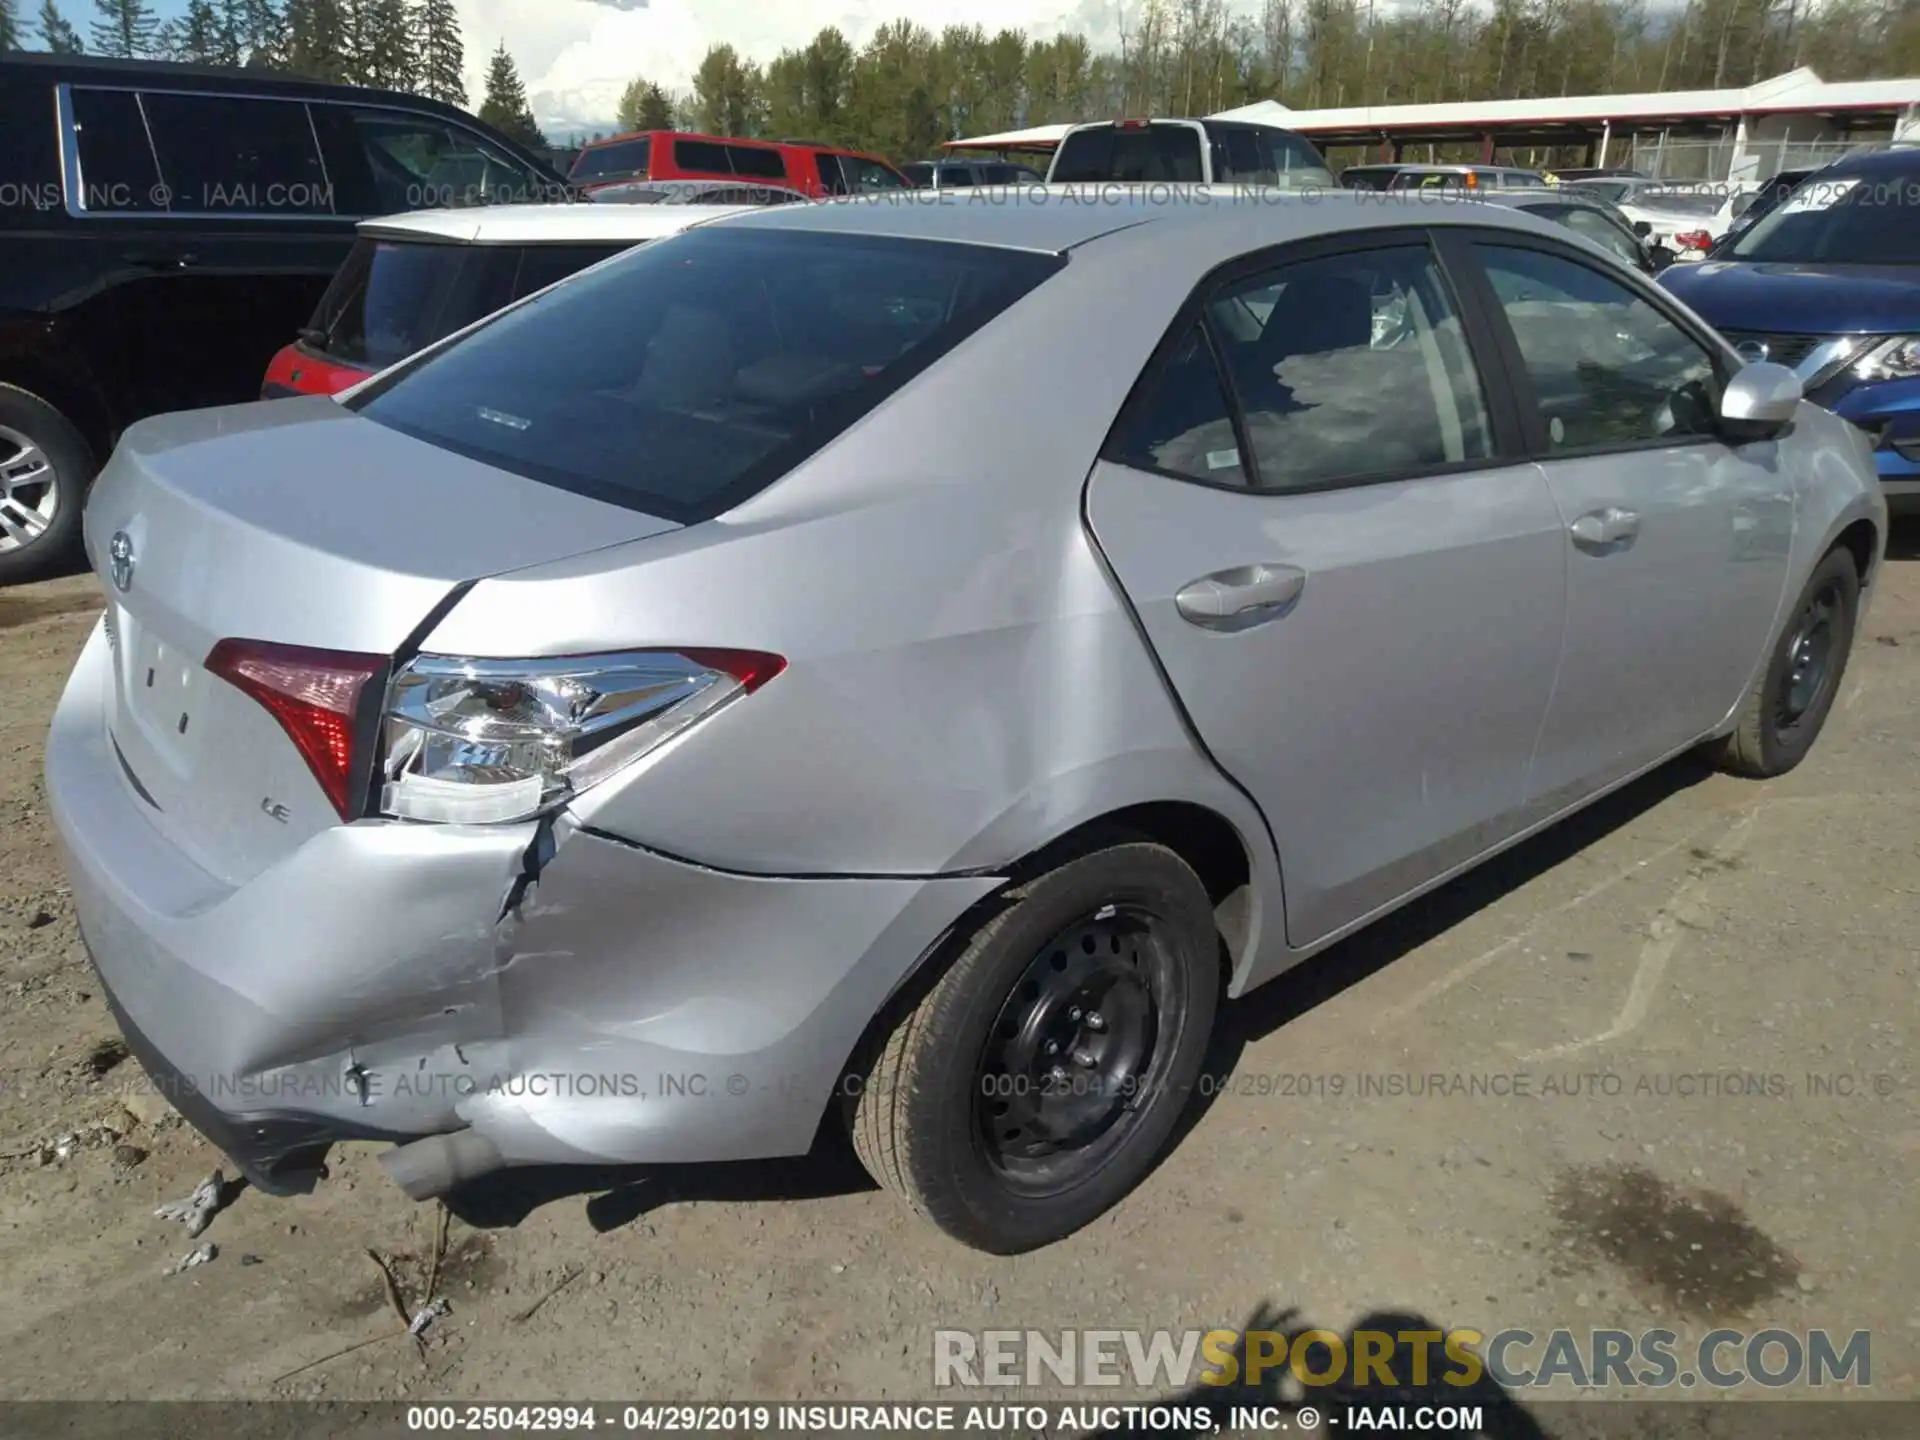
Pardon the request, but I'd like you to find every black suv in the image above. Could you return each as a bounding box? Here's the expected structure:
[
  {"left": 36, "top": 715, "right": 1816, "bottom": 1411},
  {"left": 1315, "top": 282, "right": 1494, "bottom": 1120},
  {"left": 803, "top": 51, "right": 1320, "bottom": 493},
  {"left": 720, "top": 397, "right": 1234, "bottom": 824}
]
[{"left": 0, "top": 54, "right": 569, "bottom": 583}]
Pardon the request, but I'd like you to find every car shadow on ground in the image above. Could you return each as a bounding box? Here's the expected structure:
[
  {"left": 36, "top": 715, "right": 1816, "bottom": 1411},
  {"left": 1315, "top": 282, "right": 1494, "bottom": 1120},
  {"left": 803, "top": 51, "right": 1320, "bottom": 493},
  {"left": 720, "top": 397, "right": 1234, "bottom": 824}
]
[
  {"left": 1176, "top": 752, "right": 1715, "bottom": 1150},
  {"left": 1883, "top": 514, "right": 1920, "bottom": 563},
  {"left": 446, "top": 753, "right": 1714, "bottom": 1236},
  {"left": 1090, "top": 1302, "right": 1552, "bottom": 1439}
]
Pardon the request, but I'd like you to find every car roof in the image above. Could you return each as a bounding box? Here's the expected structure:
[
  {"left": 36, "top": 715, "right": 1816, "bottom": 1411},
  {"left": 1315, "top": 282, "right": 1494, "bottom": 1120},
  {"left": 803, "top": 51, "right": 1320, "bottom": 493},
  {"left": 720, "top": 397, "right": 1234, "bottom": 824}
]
[
  {"left": 357, "top": 203, "right": 757, "bottom": 244},
  {"left": 712, "top": 183, "right": 1570, "bottom": 259},
  {"left": 1821, "top": 146, "right": 1920, "bottom": 177}
]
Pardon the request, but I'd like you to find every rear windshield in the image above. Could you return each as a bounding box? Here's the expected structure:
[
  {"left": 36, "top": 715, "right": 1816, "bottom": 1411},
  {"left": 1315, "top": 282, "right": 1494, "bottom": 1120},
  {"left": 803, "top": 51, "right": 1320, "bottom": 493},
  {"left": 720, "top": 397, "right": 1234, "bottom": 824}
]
[
  {"left": 307, "top": 238, "right": 628, "bottom": 370},
  {"left": 349, "top": 229, "right": 1064, "bottom": 524},
  {"left": 572, "top": 139, "right": 652, "bottom": 184},
  {"left": 1052, "top": 125, "right": 1206, "bottom": 182},
  {"left": 1632, "top": 190, "right": 1723, "bottom": 216}
]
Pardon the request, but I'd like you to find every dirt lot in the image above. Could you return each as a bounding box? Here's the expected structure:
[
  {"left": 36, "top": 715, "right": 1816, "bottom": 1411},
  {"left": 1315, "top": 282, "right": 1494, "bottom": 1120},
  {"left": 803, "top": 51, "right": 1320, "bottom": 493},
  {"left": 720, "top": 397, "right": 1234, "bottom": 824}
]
[{"left": 0, "top": 533, "right": 1916, "bottom": 1413}]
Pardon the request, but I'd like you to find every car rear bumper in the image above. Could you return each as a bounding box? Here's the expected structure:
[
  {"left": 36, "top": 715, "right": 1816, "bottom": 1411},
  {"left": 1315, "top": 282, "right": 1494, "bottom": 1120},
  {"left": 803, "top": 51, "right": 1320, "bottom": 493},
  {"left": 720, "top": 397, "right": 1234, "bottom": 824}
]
[{"left": 47, "top": 622, "right": 999, "bottom": 1187}]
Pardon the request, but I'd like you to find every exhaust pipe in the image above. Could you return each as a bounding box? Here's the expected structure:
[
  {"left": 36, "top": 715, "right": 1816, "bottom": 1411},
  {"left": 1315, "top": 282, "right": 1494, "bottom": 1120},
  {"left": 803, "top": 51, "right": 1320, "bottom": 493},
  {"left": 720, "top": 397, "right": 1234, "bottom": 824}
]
[{"left": 379, "top": 1129, "right": 506, "bottom": 1200}]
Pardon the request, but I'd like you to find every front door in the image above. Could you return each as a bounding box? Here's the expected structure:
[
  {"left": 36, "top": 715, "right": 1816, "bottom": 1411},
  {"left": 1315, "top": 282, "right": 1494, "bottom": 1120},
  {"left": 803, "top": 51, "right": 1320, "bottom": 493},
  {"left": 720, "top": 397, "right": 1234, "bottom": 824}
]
[
  {"left": 1085, "top": 233, "right": 1569, "bottom": 953},
  {"left": 1458, "top": 236, "right": 1795, "bottom": 811}
]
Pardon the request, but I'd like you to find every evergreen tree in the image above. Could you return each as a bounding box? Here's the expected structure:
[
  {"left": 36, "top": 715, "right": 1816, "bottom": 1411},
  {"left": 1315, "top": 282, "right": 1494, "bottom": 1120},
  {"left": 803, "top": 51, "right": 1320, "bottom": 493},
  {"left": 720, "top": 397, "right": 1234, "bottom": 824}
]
[
  {"left": 411, "top": 0, "right": 464, "bottom": 106},
  {"left": 161, "top": 0, "right": 225, "bottom": 63},
  {"left": 283, "top": 0, "right": 347, "bottom": 81},
  {"left": 616, "top": 76, "right": 675, "bottom": 132},
  {"left": 38, "top": 0, "right": 86, "bottom": 52},
  {"left": 235, "top": 0, "right": 286, "bottom": 68},
  {"left": 477, "top": 42, "right": 544, "bottom": 148},
  {"left": 0, "top": 0, "right": 19, "bottom": 52},
  {"left": 690, "top": 43, "right": 765, "bottom": 136},
  {"left": 89, "top": 0, "right": 161, "bottom": 56},
  {"left": 358, "top": 0, "right": 414, "bottom": 89}
]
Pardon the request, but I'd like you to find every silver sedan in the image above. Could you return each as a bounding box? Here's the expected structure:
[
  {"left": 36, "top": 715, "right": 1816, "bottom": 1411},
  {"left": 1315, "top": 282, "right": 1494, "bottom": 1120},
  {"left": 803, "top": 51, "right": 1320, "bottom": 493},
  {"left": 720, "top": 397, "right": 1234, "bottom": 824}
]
[{"left": 47, "top": 188, "right": 1885, "bottom": 1253}]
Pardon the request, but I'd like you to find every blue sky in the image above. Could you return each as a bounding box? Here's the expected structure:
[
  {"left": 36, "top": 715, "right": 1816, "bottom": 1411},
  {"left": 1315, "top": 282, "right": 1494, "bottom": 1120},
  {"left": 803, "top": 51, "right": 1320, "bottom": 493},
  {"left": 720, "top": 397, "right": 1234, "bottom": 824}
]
[{"left": 134, "top": 0, "right": 1144, "bottom": 135}]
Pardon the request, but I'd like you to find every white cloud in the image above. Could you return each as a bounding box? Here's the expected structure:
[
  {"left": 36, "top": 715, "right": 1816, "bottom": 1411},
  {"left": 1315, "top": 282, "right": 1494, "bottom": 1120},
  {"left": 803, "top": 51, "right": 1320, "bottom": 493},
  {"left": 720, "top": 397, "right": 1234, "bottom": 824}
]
[{"left": 455, "top": 0, "right": 1136, "bottom": 137}]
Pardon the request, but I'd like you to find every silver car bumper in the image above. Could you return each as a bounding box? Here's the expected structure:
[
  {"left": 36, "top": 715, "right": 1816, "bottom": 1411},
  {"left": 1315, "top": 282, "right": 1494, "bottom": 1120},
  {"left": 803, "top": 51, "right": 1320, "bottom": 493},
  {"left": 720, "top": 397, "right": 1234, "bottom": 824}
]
[{"left": 47, "top": 623, "right": 999, "bottom": 1190}]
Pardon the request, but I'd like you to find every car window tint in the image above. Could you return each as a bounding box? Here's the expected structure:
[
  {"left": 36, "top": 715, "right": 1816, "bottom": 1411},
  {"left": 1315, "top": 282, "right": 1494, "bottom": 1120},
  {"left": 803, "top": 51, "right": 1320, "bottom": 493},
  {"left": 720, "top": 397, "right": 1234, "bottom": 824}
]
[
  {"left": 1212, "top": 128, "right": 1268, "bottom": 184},
  {"left": 1, "top": 75, "right": 63, "bottom": 216},
  {"left": 727, "top": 144, "right": 788, "bottom": 180},
  {"left": 350, "top": 111, "right": 543, "bottom": 211},
  {"left": 1051, "top": 126, "right": 1204, "bottom": 183},
  {"left": 1475, "top": 243, "right": 1721, "bottom": 451},
  {"left": 513, "top": 243, "right": 630, "bottom": 298},
  {"left": 68, "top": 88, "right": 165, "bottom": 211},
  {"left": 308, "top": 239, "right": 516, "bottom": 370},
  {"left": 141, "top": 93, "right": 330, "bottom": 215},
  {"left": 1113, "top": 324, "right": 1247, "bottom": 486},
  {"left": 901, "top": 162, "right": 934, "bottom": 187},
  {"left": 838, "top": 156, "right": 907, "bottom": 191},
  {"left": 672, "top": 139, "right": 732, "bottom": 174},
  {"left": 351, "top": 230, "right": 1062, "bottom": 523},
  {"left": 1205, "top": 245, "right": 1492, "bottom": 491},
  {"left": 941, "top": 165, "right": 978, "bottom": 187},
  {"left": 815, "top": 154, "right": 848, "bottom": 194},
  {"left": 571, "top": 138, "right": 650, "bottom": 184}
]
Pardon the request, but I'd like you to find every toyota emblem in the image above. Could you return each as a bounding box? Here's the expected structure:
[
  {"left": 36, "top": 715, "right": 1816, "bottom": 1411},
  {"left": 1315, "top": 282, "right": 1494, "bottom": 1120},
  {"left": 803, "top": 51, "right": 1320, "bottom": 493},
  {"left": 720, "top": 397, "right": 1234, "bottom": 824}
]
[
  {"left": 1733, "top": 339, "right": 1770, "bottom": 367},
  {"left": 108, "top": 531, "right": 134, "bottom": 593}
]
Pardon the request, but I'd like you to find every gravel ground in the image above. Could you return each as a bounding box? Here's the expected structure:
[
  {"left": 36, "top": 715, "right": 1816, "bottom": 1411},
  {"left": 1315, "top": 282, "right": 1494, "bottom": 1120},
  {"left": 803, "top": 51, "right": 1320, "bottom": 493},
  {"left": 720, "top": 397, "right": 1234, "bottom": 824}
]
[{"left": 0, "top": 529, "right": 1914, "bottom": 1419}]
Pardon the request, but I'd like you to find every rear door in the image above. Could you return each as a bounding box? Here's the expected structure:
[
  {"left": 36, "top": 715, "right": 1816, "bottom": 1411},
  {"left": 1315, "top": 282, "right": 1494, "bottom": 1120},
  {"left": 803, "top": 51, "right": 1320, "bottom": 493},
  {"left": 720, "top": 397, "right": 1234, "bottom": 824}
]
[
  {"left": 1084, "top": 230, "right": 1568, "bottom": 950},
  {"left": 1454, "top": 232, "right": 1794, "bottom": 810}
]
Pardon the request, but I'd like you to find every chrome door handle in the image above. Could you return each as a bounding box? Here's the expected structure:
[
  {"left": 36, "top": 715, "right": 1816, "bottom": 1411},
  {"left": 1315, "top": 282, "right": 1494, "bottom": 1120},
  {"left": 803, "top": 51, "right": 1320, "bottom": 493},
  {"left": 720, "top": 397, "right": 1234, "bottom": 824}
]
[
  {"left": 1570, "top": 506, "right": 1641, "bottom": 550},
  {"left": 1175, "top": 563, "right": 1306, "bottom": 630}
]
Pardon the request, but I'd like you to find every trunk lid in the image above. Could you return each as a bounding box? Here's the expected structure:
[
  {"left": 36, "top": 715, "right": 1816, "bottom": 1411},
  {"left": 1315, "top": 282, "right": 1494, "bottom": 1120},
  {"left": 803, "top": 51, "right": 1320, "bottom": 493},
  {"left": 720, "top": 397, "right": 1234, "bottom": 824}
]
[{"left": 84, "top": 397, "right": 680, "bottom": 886}]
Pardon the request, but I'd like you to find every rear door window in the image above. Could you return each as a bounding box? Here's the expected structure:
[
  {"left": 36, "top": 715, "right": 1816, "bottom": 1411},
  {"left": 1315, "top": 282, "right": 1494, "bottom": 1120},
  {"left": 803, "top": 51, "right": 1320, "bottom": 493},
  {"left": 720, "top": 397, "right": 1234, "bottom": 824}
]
[
  {"left": 68, "top": 88, "right": 166, "bottom": 212},
  {"left": 571, "top": 138, "right": 651, "bottom": 185},
  {"left": 1, "top": 76, "right": 63, "bottom": 217},
  {"left": 351, "top": 229, "right": 1064, "bottom": 523},
  {"left": 140, "top": 93, "right": 331, "bottom": 215},
  {"left": 1051, "top": 125, "right": 1204, "bottom": 183},
  {"left": 726, "top": 144, "right": 788, "bottom": 180}
]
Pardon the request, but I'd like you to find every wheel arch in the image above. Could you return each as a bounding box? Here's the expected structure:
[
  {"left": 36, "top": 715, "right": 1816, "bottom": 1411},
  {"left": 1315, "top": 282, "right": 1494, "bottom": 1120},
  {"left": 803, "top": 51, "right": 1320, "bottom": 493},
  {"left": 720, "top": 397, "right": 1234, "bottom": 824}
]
[{"left": 0, "top": 325, "right": 115, "bottom": 468}]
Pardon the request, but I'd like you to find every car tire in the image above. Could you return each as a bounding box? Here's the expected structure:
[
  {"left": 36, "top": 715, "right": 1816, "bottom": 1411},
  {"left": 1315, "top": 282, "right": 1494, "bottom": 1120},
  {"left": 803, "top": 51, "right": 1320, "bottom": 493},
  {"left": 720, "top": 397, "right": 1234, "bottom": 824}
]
[
  {"left": 848, "top": 839, "right": 1219, "bottom": 1253},
  {"left": 0, "top": 384, "right": 94, "bottom": 587},
  {"left": 1705, "top": 546, "right": 1860, "bottom": 779}
]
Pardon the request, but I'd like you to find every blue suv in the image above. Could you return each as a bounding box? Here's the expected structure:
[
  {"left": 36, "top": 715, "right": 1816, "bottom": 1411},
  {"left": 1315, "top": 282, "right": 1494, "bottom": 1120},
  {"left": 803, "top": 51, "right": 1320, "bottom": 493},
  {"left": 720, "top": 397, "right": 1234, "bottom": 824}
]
[{"left": 1660, "top": 147, "right": 1920, "bottom": 512}]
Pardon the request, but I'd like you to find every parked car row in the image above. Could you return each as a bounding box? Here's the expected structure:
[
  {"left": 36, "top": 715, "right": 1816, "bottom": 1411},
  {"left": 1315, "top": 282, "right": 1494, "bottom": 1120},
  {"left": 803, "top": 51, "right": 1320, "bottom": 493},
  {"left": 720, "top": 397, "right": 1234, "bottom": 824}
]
[{"left": 0, "top": 52, "right": 572, "bottom": 585}]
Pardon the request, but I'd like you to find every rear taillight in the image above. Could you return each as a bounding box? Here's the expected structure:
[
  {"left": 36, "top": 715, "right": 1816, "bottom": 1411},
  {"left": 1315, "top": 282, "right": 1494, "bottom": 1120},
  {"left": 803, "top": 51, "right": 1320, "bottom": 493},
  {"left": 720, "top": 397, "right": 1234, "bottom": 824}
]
[
  {"left": 206, "top": 639, "right": 386, "bottom": 821},
  {"left": 1675, "top": 229, "right": 1713, "bottom": 251},
  {"left": 379, "top": 647, "right": 786, "bottom": 825}
]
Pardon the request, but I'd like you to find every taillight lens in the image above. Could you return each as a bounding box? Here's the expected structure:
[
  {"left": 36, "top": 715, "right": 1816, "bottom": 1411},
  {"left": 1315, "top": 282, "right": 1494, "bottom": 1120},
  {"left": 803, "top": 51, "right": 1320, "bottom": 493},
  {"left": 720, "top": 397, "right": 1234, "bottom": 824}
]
[
  {"left": 378, "top": 648, "right": 785, "bottom": 825},
  {"left": 206, "top": 639, "right": 386, "bottom": 820}
]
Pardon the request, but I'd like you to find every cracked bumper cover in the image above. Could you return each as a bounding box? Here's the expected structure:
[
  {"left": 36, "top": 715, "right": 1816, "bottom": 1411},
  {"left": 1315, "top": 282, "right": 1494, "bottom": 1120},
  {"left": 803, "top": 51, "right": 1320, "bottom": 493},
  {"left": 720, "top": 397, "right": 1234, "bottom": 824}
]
[{"left": 46, "top": 628, "right": 1001, "bottom": 1183}]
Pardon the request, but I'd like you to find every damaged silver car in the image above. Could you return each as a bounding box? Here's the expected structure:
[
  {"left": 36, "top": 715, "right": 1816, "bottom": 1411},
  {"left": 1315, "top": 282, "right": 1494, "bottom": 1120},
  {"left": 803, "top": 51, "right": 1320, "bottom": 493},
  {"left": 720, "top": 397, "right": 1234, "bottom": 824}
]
[{"left": 48, "top": 192, "right": 1884, "bottom": 1253}]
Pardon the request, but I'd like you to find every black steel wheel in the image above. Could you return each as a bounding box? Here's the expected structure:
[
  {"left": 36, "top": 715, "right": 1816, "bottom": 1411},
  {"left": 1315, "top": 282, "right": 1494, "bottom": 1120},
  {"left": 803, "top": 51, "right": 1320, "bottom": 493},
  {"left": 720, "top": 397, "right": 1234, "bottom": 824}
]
[
  {"left": 848, "top": 839, "right": 1221, "bottom": 1253},
  {"left": 975, "top": 904, "right": 1179, "bottom": 1195},
  {"left": 1706, "top": 544, "right": 1860, "bottom": 779}
]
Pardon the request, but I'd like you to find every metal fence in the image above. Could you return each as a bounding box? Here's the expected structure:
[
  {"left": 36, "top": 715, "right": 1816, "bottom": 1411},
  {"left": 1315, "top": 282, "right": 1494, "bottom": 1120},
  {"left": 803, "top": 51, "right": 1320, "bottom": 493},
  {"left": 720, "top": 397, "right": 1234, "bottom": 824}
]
[{"left": 1624, "top": 135, "right": 1889, "bottom": 182}]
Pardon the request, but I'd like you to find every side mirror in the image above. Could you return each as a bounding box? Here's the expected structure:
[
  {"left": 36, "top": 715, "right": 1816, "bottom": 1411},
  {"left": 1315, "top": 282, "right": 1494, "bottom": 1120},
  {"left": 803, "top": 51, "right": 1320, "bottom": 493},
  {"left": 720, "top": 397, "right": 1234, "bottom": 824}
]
[
  {"left": 1719, "top": 360, "right": 1801, "bottom": 440},
  {"left": 1632, "top": 219, "right": 1652, "bottom": 237}
]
